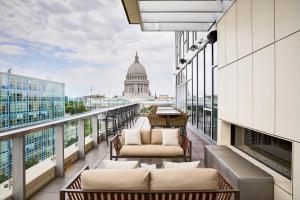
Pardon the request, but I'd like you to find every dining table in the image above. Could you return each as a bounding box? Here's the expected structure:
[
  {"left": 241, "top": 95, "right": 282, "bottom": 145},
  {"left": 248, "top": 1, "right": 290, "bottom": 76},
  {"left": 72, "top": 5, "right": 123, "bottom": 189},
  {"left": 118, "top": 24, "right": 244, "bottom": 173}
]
[{"left": 155, "top": 107, "right": 183, "bottom": 127}]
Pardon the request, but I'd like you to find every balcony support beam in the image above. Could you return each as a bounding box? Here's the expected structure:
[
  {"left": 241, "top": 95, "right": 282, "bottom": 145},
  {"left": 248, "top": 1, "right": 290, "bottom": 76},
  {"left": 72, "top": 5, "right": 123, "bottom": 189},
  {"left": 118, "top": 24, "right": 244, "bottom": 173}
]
[
  {"left": 78, "top": 119, "right": 85, "bottom": 158},
  {"left": 12, "top": 136, "right": 25, "bottom": 200},
  {"left": 92, "top": 115, "right": 98, "bottom": 147},
  {"left": 55, "top": 125, "right": 64, "bottom": 177}
]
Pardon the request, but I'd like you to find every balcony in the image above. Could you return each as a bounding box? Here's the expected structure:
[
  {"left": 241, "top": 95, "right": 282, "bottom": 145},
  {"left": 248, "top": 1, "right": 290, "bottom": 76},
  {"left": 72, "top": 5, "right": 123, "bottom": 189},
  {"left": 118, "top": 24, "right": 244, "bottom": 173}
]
[
  {"left": 0, "top": 104, "right": 212, "bottom": 200},
  {"left": 0, "top": 104, "right": 140, "bottom": 199}
]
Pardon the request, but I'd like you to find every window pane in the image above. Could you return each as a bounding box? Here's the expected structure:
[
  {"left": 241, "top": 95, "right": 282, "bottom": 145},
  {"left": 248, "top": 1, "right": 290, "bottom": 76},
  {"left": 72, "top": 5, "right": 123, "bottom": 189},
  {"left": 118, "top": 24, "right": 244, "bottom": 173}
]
[
  {"left": 212, "top": 67, "right": 218, "bottom": 141},
  {"left": 205, "top": 45, "right": 212, "bottom": 108},
  {"left": 204, "top": 110, "right": 211, "bottom": 137},
  {"left": 187, "top": 81, "right": 192, "bottom": 120},
  {"left": 192, "top": 58, "right": 197, "bottom": 125},
  {"left": 187, "top": 63, "right": 192, "bottom": 80},
  {"left": 198, "top": 51, "right": 204, "bottom": 131}
]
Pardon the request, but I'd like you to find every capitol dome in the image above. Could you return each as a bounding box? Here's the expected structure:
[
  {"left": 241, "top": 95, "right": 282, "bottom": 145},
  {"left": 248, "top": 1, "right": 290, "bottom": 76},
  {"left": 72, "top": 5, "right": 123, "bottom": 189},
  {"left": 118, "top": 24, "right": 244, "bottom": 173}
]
[
  {"left": 126, "top": 53, "right": 147, "bottom": 76},
  {"left": 123, "top": 52, "right": 150, "bottom": 97}
]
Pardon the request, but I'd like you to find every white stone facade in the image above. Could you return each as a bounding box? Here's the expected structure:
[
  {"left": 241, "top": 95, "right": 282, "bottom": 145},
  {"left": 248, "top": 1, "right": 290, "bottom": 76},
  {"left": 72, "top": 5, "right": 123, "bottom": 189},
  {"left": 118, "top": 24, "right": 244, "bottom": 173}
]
[{"left": 123, "top": 52, "right": 150, "bottom": 97}]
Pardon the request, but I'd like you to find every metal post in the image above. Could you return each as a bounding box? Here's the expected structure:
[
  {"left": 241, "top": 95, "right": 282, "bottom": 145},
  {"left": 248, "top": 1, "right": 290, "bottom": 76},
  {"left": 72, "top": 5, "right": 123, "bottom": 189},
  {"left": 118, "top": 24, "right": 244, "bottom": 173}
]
[
  {"left": 12, "top": 136, "right": 25, "bottom": 200},
  {"left": 55, "top": 125, "right": 64, "bottom": 177},
  {"left": 78, "top": 119, "right": 85, "bottom": 158},
  {"left": 92, "top": 115, "right": 98, "bottom": 147}
]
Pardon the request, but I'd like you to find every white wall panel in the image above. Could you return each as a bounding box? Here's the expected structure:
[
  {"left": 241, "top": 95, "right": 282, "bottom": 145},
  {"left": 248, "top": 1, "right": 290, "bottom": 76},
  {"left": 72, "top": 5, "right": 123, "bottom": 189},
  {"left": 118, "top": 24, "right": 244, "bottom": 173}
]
[
  {"left": 253, "top": 45, "right": 275, "bottom": 133},
  {"left": 237, "top": 0, "right": 252, "bottom": 58},
  {"left": 218, "top": 67, "right": 227, "bottom": 120},
  {"left": 237, "top": 55, "right": 252, "bottom": 127},
  {"left": 275, "top": 0, "right": 300, "bottom": 41},
  {"left": 275, "top": 32, "right": 300, "bottom": 142},
  {"left": 252, "top": 0, "right": 274, "bottom": 51},
  {"left": 217, "top": 16, "right": 226, "bottom": 68},
  {"left": 226, "top": 62, "right": 238, "bottom": 123},
  {"left": 225, "top": 2, "right": 237, "bottom": 64}
]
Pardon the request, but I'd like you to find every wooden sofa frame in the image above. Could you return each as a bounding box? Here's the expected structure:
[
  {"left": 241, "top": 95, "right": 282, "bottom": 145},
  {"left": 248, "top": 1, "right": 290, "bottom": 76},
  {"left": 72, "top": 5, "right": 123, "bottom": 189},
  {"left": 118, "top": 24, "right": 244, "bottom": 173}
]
[
  {"left": 60, "top": 165, "right": 240, "bottom": 200},
  {"left": 109, "top": 134, "right": 192, "bottom": 161}
]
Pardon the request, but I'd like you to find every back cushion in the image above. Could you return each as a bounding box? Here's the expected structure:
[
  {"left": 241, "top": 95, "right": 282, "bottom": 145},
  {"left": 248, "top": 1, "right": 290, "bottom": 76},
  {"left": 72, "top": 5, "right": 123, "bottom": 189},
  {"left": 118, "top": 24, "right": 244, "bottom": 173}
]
[
  {"left": 121, "top": 129, "right": 151, "bottom": 145},
  {"left": 150, "top": 168, "right": 218, "bottom": 191},
  {"left": 140, "top": 128, "right": 151, "bottom": 144},
  {"left": 81, "top": 169, "right": 150, "bottom": 191},
  {"left": 151, "top": 129, "right": 163, "bottom": 144}
]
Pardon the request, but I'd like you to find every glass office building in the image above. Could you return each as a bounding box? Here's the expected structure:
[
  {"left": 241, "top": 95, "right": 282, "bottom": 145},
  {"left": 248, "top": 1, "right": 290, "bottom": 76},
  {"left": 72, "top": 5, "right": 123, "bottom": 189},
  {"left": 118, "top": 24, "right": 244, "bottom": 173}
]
[
  {"left": 175, "top": 31, "right": 218, "bottom": 142},
  {"left": 0, "top": 72, "right": 64, "bottom": 182}
]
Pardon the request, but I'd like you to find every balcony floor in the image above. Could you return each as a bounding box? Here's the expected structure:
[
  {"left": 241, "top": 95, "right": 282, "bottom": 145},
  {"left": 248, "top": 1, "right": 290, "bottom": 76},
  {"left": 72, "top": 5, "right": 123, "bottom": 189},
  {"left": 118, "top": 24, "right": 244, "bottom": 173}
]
[{"left": 29, "top": 117, "right": 212, "bottom": 200}]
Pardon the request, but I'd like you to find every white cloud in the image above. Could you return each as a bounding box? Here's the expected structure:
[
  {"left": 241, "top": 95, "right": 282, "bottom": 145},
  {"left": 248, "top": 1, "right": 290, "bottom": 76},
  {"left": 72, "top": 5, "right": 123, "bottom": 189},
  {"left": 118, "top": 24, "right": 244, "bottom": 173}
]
[
  {"left": 0, "top": 0, "right": 175, "bottom": 97},
  {"left": 0, "top": 44, "right": 26, "bottom": 55}
]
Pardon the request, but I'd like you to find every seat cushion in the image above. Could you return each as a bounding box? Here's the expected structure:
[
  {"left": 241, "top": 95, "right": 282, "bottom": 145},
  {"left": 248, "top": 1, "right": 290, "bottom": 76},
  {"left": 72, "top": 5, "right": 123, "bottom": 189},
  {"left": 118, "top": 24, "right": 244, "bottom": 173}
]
[
  {"left": 81, "top": 169, "right": 150, "bottom": 191},
  {"left": 120, "top": 145, "right": 184, "bottom": 157},
  {"left": 150, "top": 168, "right": 218, "bottom": 191}
]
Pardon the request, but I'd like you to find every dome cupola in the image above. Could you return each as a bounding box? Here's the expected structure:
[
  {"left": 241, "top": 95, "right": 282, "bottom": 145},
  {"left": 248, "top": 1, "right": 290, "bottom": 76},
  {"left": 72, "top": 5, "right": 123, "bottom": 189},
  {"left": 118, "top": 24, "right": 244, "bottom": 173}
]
[{"left": 126, "top": 51, "right": 147, "bottom": 76}]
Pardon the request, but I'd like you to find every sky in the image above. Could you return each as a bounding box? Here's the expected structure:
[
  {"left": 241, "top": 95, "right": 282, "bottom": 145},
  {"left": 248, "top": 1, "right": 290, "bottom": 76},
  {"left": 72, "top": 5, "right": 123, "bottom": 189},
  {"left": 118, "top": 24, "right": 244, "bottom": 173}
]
[{"left": 0, "top": 0, "right": 175, "bottom": 97}]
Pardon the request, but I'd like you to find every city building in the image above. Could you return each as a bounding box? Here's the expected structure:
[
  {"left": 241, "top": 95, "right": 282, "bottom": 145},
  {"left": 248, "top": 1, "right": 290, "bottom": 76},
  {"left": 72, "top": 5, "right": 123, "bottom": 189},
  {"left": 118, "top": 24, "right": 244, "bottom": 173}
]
[
  {"left": 0, "top": 71, "right": 64, "bottom": 182},
  {"left": 122, "top": 0, "right": 300, "bottom": 199},
  {"left": 123, "top": 52, "right": 151, "bottom": 98}
]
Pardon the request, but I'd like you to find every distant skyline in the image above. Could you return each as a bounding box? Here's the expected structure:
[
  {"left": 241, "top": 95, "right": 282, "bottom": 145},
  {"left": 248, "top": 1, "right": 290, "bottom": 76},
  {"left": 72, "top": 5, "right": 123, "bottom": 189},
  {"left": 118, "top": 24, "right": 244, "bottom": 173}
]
[{"left": 0, "top": 0, "right": 175, "bottom": 97}]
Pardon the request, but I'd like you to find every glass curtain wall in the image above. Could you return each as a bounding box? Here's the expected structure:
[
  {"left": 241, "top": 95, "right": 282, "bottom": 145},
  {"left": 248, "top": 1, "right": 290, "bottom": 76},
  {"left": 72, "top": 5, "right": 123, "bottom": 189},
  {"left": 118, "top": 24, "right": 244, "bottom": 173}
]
[{"left": 175, "top": 31, "right": 218, "bottom": 142}]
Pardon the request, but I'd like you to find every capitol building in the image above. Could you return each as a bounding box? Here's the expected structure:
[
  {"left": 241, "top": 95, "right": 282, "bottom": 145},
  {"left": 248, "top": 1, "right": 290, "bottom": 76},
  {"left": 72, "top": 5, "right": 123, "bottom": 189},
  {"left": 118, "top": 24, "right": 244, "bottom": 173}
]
[{"left": 123, "top": 52, "right": 151, "bottom": 98}]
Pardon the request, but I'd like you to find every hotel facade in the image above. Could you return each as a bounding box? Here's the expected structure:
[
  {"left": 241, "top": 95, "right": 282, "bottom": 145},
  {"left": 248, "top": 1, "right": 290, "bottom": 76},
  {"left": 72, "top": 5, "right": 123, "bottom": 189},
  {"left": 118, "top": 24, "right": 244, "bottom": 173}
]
[{"left": 122, "top": 0, "right": 300, "bottom": 199}]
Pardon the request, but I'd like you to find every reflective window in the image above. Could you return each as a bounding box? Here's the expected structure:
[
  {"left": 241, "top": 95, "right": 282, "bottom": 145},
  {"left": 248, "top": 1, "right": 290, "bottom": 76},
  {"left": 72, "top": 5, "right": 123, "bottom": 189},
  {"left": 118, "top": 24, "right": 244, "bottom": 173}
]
[
  {"left": 212, "top": 67, "right": 218, "bottom": 141},
  {"left": 197, "top": 50, "right": 204, "bottom": 131},
  {"left": 192, "top": 58, "right": 197, "bottom": 125}
]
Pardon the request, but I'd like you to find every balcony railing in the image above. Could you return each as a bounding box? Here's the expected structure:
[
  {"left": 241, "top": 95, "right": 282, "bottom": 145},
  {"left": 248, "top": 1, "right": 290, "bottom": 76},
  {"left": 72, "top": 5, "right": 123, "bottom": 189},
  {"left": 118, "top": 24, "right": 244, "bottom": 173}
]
[{"left": 0, "top": 103, "right": 137, "bottom": 200}]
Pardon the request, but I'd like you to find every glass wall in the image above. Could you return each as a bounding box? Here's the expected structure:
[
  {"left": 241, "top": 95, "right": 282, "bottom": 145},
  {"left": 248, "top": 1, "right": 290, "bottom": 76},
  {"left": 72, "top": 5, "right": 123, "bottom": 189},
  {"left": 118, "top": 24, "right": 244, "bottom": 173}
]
[{"left": 175, "top": 31, "right": 217, "bottom": 142}]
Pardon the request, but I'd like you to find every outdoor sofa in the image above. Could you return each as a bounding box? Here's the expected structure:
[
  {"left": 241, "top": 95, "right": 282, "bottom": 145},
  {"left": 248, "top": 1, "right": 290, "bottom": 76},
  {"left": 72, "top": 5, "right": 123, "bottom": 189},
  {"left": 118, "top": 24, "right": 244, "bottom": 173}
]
[
  {"left": 60, "top": 165, "right": 239, "bottom": 200},
  {"left": 109, "top": 128, "right": 192, "bottom": 161}
]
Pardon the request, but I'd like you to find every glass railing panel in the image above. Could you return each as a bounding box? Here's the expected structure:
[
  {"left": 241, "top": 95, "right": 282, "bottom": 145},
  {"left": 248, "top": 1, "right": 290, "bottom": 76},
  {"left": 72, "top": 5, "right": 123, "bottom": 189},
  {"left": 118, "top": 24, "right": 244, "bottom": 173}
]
[{"left": 0, "top": 139, "right": 13, "bottom": 199}]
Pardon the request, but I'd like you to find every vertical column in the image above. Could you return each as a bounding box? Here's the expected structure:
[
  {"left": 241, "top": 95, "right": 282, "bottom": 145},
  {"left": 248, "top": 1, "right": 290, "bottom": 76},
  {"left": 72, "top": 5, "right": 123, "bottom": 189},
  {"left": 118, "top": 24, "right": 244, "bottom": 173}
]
[
  {"left": 55, "top": 124, "right": 64, "bottom": 177},
  {"left": 92, "top": 115, "right": 98, "bottom": 147},
  {"left": 78, "top": 119, "right": 85, "bottom": 158},
  {"left": 12, "top": 136, "right": 25, "bottom": 200}
]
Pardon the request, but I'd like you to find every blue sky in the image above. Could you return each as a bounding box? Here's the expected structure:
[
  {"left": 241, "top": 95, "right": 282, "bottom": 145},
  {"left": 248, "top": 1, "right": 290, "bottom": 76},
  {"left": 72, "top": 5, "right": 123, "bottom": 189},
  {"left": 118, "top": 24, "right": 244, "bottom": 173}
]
[{"left": 0, "top": 0, "right": 174, "bottom": 97}]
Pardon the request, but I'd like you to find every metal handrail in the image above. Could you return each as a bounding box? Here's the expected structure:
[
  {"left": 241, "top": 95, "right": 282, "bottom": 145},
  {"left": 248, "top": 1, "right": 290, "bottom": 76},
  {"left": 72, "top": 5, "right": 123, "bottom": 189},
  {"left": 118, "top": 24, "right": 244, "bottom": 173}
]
[{"left": 0, "top": 104, "right": 134, "bottom": 141}]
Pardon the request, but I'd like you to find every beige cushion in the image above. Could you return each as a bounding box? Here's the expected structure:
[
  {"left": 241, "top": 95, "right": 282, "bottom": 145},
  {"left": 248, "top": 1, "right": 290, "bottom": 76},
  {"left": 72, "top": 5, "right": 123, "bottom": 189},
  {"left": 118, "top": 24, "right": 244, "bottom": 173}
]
[
  {"left": 121, "top": 129, "right": 151, "bottom": 145},
  {"left": 81, "top": 169, "right": 150, "bottom": 191},
  {"left": 163, "top": 161, "right": 200, "bottom": 169},
  {"left": 150, "top": 168, "right": 218, "bottom": 191},
  {"left": 151, "top": 129, "right": 163, "bottom": 144},
  {"left": 140, "top": 128, "right": 151, "bottom": 144},
  {"left": 120, "top": 145, "right": 184, "bottom": 157},
  {"left": 124, "top": 129, "right": 141, "bottom": 145},
  {"left": 162, "top": 129, "right": 179, "bottom": 146},
  {"left": 103, "top": 160, "right": 139, "bottom": 169}
]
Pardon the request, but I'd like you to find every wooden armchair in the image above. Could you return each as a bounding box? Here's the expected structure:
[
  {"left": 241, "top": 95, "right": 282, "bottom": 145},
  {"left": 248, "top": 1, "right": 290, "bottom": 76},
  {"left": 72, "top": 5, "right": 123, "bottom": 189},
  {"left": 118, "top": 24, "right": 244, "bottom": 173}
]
[
  {"left": 169, "top": 114, "right": 190, "bottom": 134},
  {"left": 147, "top": 114, "right": 167, "bottom": 128}
]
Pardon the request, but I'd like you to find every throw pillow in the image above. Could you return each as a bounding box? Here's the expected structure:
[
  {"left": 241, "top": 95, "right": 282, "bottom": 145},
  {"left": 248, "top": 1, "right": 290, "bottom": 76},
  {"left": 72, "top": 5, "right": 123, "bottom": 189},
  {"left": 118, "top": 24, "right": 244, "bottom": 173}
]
[
  {"left": 162, "top": 129, "right": 179, "bottom": 146},
  {"left": 124, "top": 129, "right": 141, "bottom": 145},
  {"left": 163, "top": 161, "right": 200, "bottom": 169},
  {"left": 103, "top": 160, "right": 139, "bottom": 169}
]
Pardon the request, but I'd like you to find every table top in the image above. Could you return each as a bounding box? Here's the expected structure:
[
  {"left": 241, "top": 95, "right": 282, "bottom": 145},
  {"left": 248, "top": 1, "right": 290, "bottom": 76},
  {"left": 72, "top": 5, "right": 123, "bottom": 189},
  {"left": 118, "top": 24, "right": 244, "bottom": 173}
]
[
  {"left": 157, "top": 106, "right": 174, "bottom": 110},
  {"left": 156, "top": 109, "right": 182, "bottom": 116}
]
